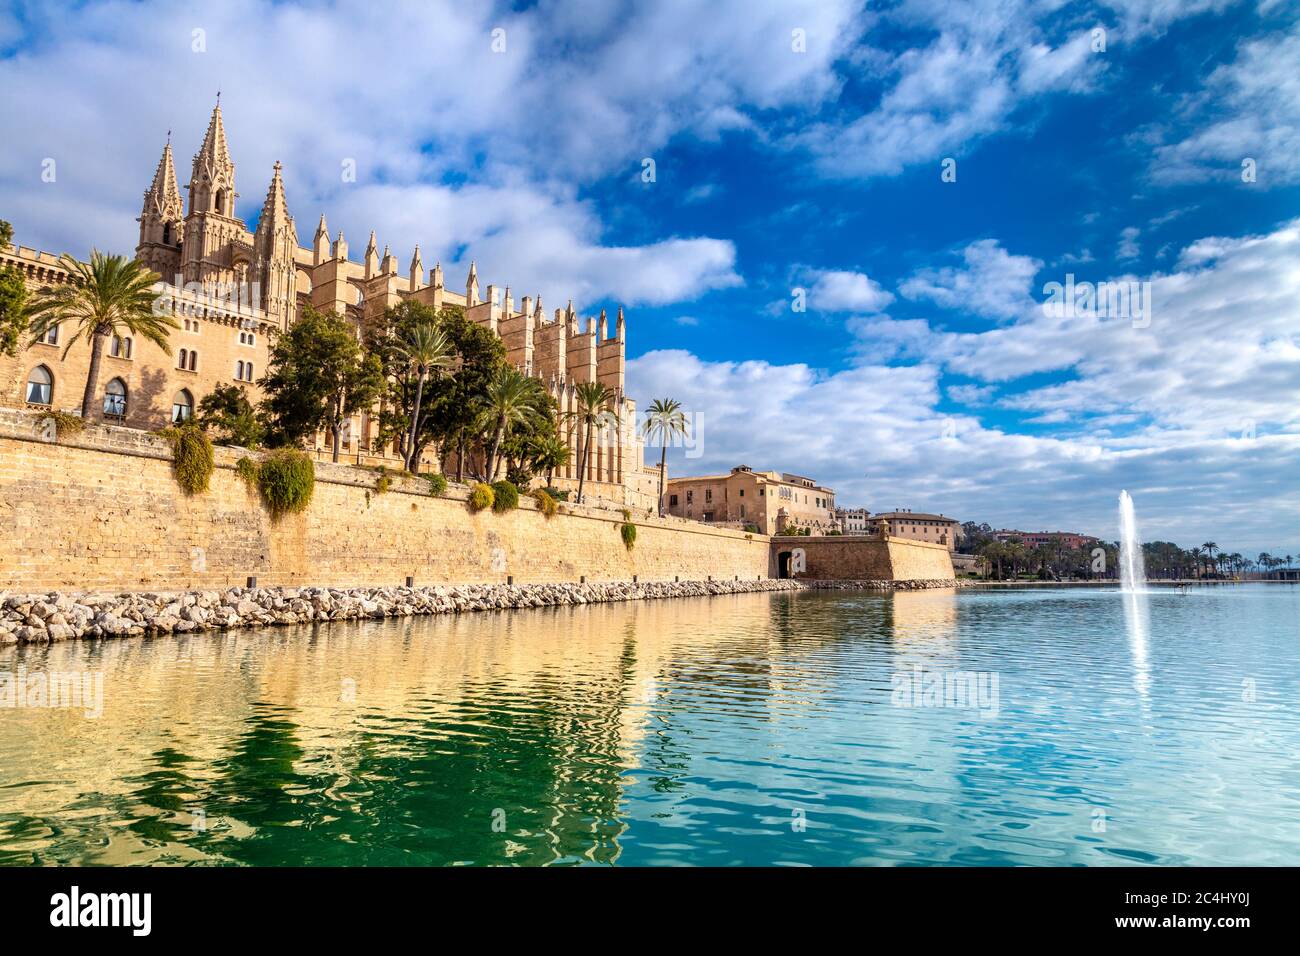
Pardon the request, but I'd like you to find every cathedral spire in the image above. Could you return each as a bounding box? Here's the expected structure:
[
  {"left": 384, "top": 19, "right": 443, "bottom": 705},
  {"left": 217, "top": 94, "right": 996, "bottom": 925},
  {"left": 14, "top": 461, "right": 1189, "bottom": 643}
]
[
  {"left": 466, "top": 260, "right": 479, "bottom": 306},
  {"left": 410, "top": 245, "right": 424, "bottom": 288},
  {"left": 252, "top": 161, "right": 298, "bottom": 329},
  {"left": 196, "top": 100, "right": 233, "bottom": 172},
  {"left": 365, "top": 230, "right": 379, "bottom": 277},
  {"left": 188, "top": 99, "right": 236, "bottom": 217},
  {"left": 258, "top": 161, "right": 289, "bottom": 225},
  {"left": 136, "top": 136, "right": 185, "bottom": 275},
  {"left": 313, "top": 213, "right": 329, "bottom": 264},
  {"left": 142, "top": 139, "right": 183, "bottom": 220}
]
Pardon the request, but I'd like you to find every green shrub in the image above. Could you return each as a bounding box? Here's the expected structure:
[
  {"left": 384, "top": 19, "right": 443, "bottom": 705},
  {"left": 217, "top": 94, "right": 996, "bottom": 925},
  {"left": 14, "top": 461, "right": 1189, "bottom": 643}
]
[
  {"left": 542, "top": 486, "right": 569, "bottom": 502},
  {"left": 531, "top": 487, "right": 558, "bottom": 519},
  {"left": 375, "top": 466, "right": 391, "bottom": 495},
  {"left": 469, "top": 482, "right": 495, "bottom": 512},
  {"left": 491, "top": 479, "right": 519, "bottom": 513},
  {"left": 45, "top": 410, "right": 84, "bottom": 439},
  {"left": 620, "top": 520, "right": 637, "bottom": 550},
  {"left": 162, "top": 423, "right": 214, "bottom": 495},
  {"left": 235, "top": 456, "right": 260, "bottom": 491},
  {"left": 257, "top": 449, "right": 315, "bottom": 518},
  {"left": 426, "top": 473, "right": 448, "bottom": 496}
]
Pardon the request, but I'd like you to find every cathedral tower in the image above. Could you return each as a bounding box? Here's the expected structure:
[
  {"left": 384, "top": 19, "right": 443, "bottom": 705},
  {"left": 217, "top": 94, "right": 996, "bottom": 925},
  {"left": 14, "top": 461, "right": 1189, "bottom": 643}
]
[
  {"left": 252, "top": 161, "right": 298, "bottom": 329},
  {"left": 182, "top": 100, "right": 244, "bottom": 289},
  {"left": 135, "top": 137, "right": 184, "bottom": 280}
]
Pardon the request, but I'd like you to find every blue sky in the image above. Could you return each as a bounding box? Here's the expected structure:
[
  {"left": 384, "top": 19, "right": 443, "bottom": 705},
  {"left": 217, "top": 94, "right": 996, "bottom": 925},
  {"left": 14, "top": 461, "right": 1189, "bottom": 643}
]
[{"left": 1, "top": 0, "right": 1298, "bottom": 553}]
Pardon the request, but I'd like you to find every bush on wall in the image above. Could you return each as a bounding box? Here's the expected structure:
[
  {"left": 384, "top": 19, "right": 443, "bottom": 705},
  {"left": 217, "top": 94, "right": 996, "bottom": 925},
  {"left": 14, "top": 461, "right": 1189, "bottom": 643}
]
[
  {"left": 162, "top": 423, "right": 214, "bottom": 496},
  {"left": 426, "top": 473, "right": 448, "bottom": 496},
  {"left": 491, "top": 480, "right": 519, "bottom": 513},
  {"left": 257, "top": 449, "right": 315, "bottom": 518},
  {"left": 469, "top": 482, "right": 495, "bottom": 513},
  {"left": 620, "top": 520, "right": 637, "bottom": 550},
  {"left": 44, "top": 410, "right": 84, "bottom": 439},
  {"left": 235, "top": 456, "right": 260, "bottom": 491},
  {"left": 531, "top": 487, "right": 558, "bottom": 519}
]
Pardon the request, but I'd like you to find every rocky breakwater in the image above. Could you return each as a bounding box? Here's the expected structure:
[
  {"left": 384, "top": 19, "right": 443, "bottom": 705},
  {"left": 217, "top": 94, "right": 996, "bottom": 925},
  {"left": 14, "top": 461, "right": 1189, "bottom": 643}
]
[{"left": 0, "top": 578, "right": 809, "bottom": 643}]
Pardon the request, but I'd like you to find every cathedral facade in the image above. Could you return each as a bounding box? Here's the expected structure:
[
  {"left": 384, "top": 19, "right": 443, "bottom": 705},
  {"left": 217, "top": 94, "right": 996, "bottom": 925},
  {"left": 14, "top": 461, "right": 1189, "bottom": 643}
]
[{"left": 2, "top": 103, "right": 660, "bottom": 512}]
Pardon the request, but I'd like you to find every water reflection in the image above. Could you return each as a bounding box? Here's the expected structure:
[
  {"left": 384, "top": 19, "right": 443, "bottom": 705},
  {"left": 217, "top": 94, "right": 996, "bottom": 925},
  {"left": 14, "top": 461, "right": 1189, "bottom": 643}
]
[
  {"left": 1, "top": 585, "right": 1297, "bottom": 866},
  {"left": 1121, "top": 588, "right": 1152, "bottom": 707}
]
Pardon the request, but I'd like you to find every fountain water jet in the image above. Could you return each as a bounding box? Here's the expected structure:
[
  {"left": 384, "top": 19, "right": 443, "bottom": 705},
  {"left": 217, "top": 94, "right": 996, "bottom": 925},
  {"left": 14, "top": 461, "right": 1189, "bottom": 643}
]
[{"left": 1118, "top": 490, "right": 1147, "bottom": 592}]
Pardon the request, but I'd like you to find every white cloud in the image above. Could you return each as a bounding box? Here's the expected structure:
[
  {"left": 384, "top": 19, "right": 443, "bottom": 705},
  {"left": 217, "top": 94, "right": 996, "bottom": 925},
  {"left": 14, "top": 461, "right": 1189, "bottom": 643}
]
[
  {"left": 1117, "top": 226, "right": 1141, "bottom": 260},
  {"left": 899, "top": 240, "right": 1042, "bottom": 320},
  {"left": 1151, "top": 24, "right": 1300, "bottom": 185},
  {"left": 947, "top": 383, "right": 997, "bottom": 406},
  {"left": 878, "top": 220, "right": 1300, "bottom": 439},
  {"left": 805, "top": 269, "right": 895, "bottom": 313},
  {"left": 789, "top": 0, "right": 1117, "bottom": 180}
]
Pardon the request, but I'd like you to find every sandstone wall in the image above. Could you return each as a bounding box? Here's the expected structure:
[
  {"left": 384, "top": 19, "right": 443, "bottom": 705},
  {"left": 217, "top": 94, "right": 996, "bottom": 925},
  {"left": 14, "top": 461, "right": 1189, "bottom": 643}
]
[
  {"left": 883, "top": 537, "right": 956, "bottom": 581},
  {"left": 0, "top": 410, "right": 771, "bottom": 592},
  {"left": 772, "top": 535, "right": 953, "bottom": 582}
]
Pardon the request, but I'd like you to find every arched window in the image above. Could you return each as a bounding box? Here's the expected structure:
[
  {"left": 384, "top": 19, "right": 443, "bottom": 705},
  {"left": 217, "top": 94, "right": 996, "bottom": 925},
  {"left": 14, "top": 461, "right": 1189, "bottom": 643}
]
[
  {"left": 162, "top": 223, "right": 171, "bottom": 245},
  {"left": 178, "top": 348, "right": 197, "bottom": 371},
  {"left": 25, "top": 365, "right": 53, "bottom": 405},
  {"left": 188, "top": 350, "right": 198, "bottom": 371},
  {"left": 103, "top": 378, "right": 127, "bottom": 419},
  {"left": 235, "top": 360, "right": 254, "bottom": 382},
  {"left": 215, "top": 189, "right": 226, "bottom": 214},
  {"left": 38, "top": 324, "right": 59, "bottom": 346},
  {"left": 171, "top": 389, "right": 194, "bottom": 423},
  {"left": 111, "top": 335, "right": 132, "bottom": 359},
  {"left": 178, "top": 348, "right": 188, "bottom": 369}
]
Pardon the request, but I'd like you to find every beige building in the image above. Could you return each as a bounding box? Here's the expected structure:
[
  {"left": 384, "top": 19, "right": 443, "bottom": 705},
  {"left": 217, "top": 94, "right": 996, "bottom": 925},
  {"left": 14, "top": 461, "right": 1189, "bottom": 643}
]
[
  {"left": 662, "top": 465, "right": 836, "bottom": 534},
  {"left": 1, "top": 102, "right": 658, "bottom": 510},
  {"left": 836, "top": 507, "right": 872, "bottom": 533},
  {"left": 871, "top": 510, "right": 960, "bottom": 550}
]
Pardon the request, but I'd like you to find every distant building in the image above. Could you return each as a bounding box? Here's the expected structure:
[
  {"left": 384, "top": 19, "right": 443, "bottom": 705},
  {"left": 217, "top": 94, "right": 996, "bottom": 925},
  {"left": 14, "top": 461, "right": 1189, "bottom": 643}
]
[
  {"left": 663, "top": 466, "right": 836, "bottom": 534},
  {"left": 871, "top": 510, "right": 961, "bottom": 551},
  {"left": 994, "top": 530, "right": 1099, "bottom": 550},
  {"left": 836, "top": 507, "right": 872, "bottom": 533}
]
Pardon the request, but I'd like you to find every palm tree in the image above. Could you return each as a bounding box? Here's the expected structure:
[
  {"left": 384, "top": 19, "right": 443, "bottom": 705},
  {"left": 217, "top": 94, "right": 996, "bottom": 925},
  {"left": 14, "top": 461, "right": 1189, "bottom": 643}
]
[
  {"left": 393, "top": 321, "right": 454, "bottom": 473},
  {"left": 568, "top": 381, "right": 618, "bottom": 504},
  {"left": 1201, "top": 541, "right": 1219, "bottom": 577},
  {"left": 475, "top": 367, "right": 546, "bottom": 481},
  {"left": 533, "top": 433, "right": 571, "bottom": 487},
  {"left": 26, "top": 251, "right": 173, "bottom": 419},
  {"left": 641, "top": 397, "right": 688, "bottom": 516}
]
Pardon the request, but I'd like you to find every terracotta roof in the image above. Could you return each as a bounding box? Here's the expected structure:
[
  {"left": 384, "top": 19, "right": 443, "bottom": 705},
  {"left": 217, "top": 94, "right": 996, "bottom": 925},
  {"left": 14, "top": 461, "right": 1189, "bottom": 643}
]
[{"left": 873, "top": 511, "right": 956, "bottom": 522}]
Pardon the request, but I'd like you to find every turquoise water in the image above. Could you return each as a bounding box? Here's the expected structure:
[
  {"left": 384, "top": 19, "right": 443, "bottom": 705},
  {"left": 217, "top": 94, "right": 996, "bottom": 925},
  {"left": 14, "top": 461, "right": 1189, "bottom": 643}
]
[{"left": 0, "top": 584, "right": 1296, "bottom": 866}]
